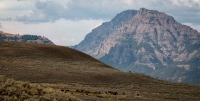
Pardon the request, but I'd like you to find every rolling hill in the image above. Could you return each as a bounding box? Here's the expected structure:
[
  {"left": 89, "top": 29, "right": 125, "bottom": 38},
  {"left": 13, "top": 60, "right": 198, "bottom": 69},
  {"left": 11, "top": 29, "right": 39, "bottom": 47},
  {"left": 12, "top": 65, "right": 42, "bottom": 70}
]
[
  {"left": 0, "top": 41, "right": 200, "bottom": 101},
  {"left": 0, "top": 41, "right": 117, "bottom": 83}
]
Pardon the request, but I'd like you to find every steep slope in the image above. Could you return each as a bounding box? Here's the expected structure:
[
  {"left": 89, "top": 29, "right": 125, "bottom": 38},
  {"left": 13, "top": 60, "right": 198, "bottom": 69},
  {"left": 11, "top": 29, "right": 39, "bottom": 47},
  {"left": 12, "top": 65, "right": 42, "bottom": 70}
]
[
  {"left": 0, "top": 31, "right": 54, "bottom": 45},
  {"left": 74, "top": 10, "right": 137, "bottom": 58},
  {"left": 75, "top": 8, "right": 200, "bottom": 84}
]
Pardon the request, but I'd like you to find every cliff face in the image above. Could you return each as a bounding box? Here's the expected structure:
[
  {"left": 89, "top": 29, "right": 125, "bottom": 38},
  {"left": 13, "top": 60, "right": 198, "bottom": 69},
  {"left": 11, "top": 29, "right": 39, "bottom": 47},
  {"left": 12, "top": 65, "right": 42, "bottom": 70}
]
[
  {"left": 75, "top": 8, "right": 200, "bottom": 84},
  {"left": 0, "top": 31, "right": 54, "bottom": 45},
  {"left": 74, "top": 10, "right": 138, "bottom": 58}
]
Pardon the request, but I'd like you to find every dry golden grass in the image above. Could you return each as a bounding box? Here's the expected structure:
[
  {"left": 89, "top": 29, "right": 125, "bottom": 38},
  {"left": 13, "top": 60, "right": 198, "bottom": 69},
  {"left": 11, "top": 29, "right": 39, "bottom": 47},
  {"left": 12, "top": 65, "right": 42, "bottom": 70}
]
[
  {"left": 0, "top": 76, "right": 81, "bottom": 101},
  {"left": 0, "top": 41, "right": 200, "bottom": 101}
]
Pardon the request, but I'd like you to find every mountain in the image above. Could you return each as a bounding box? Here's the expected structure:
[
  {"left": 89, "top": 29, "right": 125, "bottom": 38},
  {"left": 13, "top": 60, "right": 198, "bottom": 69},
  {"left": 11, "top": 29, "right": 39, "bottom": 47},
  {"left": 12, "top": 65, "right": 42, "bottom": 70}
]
[
  {"left": 0, "top": 31, "right": 54, "bottom": 45},
  {"left": 74, "top": 8, "right": 200, "bottom": 84},
  {"left": 74, "top": 10, "right": 138, "bottom": 58},
  {"left": 1, "top": 41, "right": 200, "bottom": 101}
]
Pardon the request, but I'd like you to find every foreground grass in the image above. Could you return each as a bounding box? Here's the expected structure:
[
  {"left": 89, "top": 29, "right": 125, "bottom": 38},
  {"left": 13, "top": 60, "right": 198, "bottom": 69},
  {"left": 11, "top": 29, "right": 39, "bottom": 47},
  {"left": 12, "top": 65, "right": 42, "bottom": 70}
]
[{"left": 0, "top": 76, "right": 81, "bottom": 101}]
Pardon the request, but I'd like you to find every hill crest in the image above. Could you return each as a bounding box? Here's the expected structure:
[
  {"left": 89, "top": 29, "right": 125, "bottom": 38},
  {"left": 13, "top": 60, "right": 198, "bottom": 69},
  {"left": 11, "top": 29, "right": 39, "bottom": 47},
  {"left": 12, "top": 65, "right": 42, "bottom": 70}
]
[{"left": 0, "top": 41, "right": 117, "bottom": 83}]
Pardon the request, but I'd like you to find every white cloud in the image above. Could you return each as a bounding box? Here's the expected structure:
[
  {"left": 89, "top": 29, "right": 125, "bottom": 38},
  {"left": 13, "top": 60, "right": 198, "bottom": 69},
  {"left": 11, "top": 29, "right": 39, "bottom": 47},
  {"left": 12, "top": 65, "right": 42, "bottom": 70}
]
[
  {"left": 5, "top": 0, "right": 131, "bottom": 22},
  {"left": 170, "top": 0, "right": 200, "bottom": 7},
  {"left": 1, "top": 18, "right": 105, "bottom": 46},
  {"left": 0, "top": 23, "right": 2, "bottom": 28},
  {"left": 1, "top": 0, "right": 200, "bottom": 25},
  {"left": 0, "top": 0, "right": 34, "bottom": 18},
  {"left": 53, "top": 38, "right": 76, "bottom": 46},
  {"left": 89, "top": 22, "right": 103, "bottom": 31},
  {"left": 0, "top": 1, "right": 8, "bottom": 9},
  {"left": 14, "top": 1, "right": 66, "bottom": 23},
  {"left": 5, "top": 0, "right": 199, "bottom": 24},
  {"left": 65, "top": 0, "right": 130, "bottom": 19},
  {"left": 122, "top": 0, "right": 133, "bottom": 5},
  {"left": 183, "top": 22, "right": 200, "bottom": 32}
]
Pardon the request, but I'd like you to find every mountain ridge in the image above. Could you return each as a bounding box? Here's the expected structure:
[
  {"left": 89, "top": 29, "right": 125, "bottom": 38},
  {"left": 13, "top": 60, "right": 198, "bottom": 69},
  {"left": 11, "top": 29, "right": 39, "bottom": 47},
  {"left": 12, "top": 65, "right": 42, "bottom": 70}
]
[
  {"left": 75, "top": 8, "right": 200, "bottom": 84},
  {"left": 0, "top": 31, "right": 54, "bottom": 45},
  {"left": 74, "top": 9, "right": 138, "bottom": 58}
]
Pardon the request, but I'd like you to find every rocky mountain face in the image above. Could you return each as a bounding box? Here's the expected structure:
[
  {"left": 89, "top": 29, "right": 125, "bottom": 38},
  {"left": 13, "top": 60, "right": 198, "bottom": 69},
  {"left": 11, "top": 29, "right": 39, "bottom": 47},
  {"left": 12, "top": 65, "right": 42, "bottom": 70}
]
[
  {"left": 74, "top": 10, "right": 137, "bottom": 58},
  {"left": 75, "top": 8, "right": 200, "bottom": 84},
  {"left": 0, "top": 31, "right": 54, "bottom": 45}
]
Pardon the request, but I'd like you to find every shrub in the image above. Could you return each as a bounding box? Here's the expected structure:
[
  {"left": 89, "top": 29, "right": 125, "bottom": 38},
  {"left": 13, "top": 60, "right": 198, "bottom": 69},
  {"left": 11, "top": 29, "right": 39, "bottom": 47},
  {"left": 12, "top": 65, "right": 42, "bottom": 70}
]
[{"left": 0, "top": 76, "right": 81, "bottom": 101}]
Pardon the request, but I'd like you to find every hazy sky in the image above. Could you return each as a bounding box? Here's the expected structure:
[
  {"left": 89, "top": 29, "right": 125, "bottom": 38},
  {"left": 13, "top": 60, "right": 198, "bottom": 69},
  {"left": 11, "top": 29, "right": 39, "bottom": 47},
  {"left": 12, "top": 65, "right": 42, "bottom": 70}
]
[{"left": 0, "top": 0, "right": 200, "bottom": 46}]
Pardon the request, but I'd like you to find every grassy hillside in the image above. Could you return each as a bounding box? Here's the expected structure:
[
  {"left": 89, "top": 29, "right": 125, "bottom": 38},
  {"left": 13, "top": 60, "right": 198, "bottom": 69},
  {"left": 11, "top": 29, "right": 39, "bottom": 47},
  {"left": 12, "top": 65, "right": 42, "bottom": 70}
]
[
  {"left": 0, "top": 41, "right": 200, "bottom": 101},
  {"left": 0, "top": 76, "right": 80, "bottom": 101},
  {"left": 0, "top": 41, "right": 117, "bottom": 83}
]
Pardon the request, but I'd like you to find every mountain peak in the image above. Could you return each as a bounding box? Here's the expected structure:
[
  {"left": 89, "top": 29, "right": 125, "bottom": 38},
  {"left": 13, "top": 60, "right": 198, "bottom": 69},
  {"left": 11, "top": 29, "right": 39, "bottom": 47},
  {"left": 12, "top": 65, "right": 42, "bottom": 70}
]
[
  {"left": 138, "top": 8, "right": 159, "bottom": 15},
  {"left": 133, "top": 8, "right": 177, "bottom": 26},
  {"left": 139, "top": 8, "right": 148, "bottom": 13},
  {"left": 111, "top": 9, "right": 137, "bottom": 23},
  {"left": 75, "top": 8, "right": 200, "bottom": 84}
]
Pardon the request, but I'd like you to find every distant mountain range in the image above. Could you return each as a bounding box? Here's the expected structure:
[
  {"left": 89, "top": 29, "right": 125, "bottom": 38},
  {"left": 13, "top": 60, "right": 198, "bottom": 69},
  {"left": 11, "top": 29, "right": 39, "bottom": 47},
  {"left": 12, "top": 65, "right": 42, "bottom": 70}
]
[
  {"left": 0, "top": 31, "right": 54, "bottom": 45},
  {"left": 74, "top": 8, "right": 200, "bottom": 84}
]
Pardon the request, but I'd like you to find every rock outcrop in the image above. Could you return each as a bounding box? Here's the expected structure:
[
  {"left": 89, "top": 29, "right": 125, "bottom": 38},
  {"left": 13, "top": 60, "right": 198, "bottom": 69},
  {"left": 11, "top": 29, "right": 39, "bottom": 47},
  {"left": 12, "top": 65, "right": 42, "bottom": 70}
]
[
  {"left": 0, "top": 31, "right": 54, "bottom": 45},
  {"left": 75, "top": 8, "right": 200, "bottom": 84}
]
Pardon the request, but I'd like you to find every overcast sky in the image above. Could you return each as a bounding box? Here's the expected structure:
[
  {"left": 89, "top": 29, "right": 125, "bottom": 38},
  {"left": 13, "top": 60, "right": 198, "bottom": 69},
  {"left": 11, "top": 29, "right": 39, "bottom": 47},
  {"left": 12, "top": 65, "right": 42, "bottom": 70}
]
[{"left": 0, "top": 0, "right": 200, "bottom": 46}]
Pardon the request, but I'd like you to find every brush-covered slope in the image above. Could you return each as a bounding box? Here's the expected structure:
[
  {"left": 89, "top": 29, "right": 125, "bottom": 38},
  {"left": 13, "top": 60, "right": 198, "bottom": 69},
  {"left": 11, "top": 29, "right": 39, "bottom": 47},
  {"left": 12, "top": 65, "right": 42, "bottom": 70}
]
[
  {"left": 1, "top": 41, "right": 200, "bottom": 101},
  {"left": 0, "top": 41, "right": 118, "bottom": 83},
  {"left": 0, "top": 76, "right": 80, "bottom": 101},
  {"left": 0, "top": 31, "right": 54, "bottom": 45},
  {"left": 74, "top": 8, "right": 200, "bottom": 84}
]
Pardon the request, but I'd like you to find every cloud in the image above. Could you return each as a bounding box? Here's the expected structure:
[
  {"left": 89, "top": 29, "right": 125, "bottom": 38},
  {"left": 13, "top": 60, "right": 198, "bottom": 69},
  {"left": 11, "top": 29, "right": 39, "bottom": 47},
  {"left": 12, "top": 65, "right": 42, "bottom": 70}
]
[
  {"left": 65, "top": 0, "right": 130, "bottom": 20},
  {"left": 0, "top": 23, "right": 2, "bottom": 28},
  {"left": 0, "top": 0, "right": 34, "bottom": 18},
  {"left": 13, "top": 0, "right": 130, "bottom": 23},
  {"left": 52, "top": 38, "right": 76, "bottom": 46},
  {"left": 15, "top": 1, "right": 66, "bottom": 23},
  {"left": 1, "top": 0, "right": 200, "bottom": 25},
  {"left": 183, "top": 22, "right": 200, "bottom": 32},
  {"left": 1, "top": 18, "right": 105, "bottom": 46},
  {"left": 170, "top": 0, "right": 200, "bottom": 7},
  {"left": 148, "top": 0, "right": 200, "bottom": 24}
]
